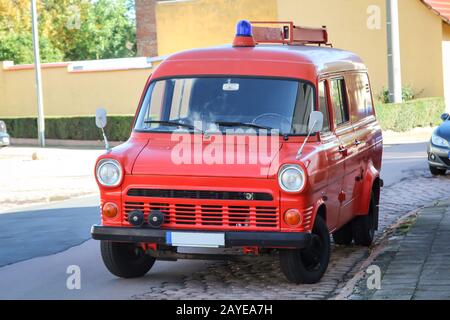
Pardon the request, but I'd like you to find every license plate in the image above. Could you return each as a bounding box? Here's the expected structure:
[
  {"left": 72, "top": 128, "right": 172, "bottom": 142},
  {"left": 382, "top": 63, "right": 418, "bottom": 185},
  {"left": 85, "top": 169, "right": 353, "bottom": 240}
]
[
  {"left": 2, "top": 137, "right": 9, "bottom": 144},
  {"left": 166, "top": 231, "right": 225, "bottom": 248}
]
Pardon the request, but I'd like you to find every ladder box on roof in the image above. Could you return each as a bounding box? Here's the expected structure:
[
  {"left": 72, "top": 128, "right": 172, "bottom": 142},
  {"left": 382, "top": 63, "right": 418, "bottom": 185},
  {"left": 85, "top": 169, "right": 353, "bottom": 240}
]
[{"left": 251, "top": 21, "right": 330, "bottom": 46}]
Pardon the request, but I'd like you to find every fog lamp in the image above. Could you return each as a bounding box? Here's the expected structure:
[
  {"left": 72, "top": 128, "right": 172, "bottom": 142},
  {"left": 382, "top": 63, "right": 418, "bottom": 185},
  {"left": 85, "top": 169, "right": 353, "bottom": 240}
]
[{"left": 284, "top": 209, "right": 302, "bottom": 226}]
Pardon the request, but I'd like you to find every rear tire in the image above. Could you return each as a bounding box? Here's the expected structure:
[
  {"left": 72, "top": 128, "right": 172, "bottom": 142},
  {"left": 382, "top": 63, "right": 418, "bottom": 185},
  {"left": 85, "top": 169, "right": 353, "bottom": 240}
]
[
  {"left": 100, "top": 241, "right": 156, "bottom": 278},
  {"left": 430, "top": 165, "right": 446, "bottom": 176},
  {"left": 352, "top": 192, "right": 377, "bottom": 246},
  {"left": 332, "top": 222, "right": 353, "bottom": 245},
  {"left": 279, "top": 215, "right": 330, "bottom": 284}
]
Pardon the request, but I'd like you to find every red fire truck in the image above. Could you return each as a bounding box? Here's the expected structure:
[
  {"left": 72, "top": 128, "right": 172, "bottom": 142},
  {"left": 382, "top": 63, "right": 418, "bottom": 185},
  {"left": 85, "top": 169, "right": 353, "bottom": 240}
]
[{"left": 92, "top": 20, "right": 383, "bottom": 284}]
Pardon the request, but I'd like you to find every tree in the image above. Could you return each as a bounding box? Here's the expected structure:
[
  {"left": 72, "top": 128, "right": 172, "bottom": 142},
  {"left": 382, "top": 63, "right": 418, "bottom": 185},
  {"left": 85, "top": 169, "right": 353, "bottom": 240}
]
[
  {"left": 0, "top": 33, "right": 64, "bottom": 64},
  {"left": 0, "top": 0, "right": 64, "bottom": 63},
  {"left": 0, "top": 0, "right": 136, "bottom": 64},
  {"left": 58, "top": 0, "right": 137, "bottom": 61},
  {"left": 0, "top": 0, "right": 32, "bottom": 33}
]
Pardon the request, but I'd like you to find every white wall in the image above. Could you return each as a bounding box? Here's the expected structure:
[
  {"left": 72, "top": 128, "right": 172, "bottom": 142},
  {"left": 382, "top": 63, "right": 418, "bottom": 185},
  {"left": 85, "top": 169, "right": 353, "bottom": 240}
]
[{"left": 443, "top": 41, "right": 450, "bottom": 112}]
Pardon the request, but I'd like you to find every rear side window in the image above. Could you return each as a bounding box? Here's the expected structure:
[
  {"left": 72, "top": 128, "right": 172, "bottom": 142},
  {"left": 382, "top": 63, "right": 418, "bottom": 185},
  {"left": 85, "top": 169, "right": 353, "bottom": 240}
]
[
  {"left": 346, "top": 73, "right": 374, "bottom": 122},
  {"left": 330, "top": 78, "right": 350, "bottom": 126},
  {"left": 361, "top": 73, "right": 374, "bottom": 117},
  {"left": 318, "top": 81, "right": 330, "bottom": 132}
]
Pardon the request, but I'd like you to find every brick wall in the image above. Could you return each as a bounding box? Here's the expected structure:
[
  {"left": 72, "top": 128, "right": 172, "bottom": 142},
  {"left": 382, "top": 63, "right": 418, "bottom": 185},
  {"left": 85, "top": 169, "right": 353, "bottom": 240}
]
[{"left": 135, "top": 0, "right": 158, "bottom": 57}]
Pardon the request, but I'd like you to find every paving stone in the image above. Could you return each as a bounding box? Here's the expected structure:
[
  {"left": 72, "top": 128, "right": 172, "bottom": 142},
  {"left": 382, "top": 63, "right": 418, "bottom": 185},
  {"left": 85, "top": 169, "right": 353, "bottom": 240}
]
[
  {"left": 417, "top": 277, "right": 450, "bottom": 287},
  {"left": 372, "top": 289, "right": 414, "bottom": 300},
  {"left": 413, "top": 290, "right": 450, "bottom": 300},
  {"left": 359, "top": 194, "right": 450, "bottom": 300}
]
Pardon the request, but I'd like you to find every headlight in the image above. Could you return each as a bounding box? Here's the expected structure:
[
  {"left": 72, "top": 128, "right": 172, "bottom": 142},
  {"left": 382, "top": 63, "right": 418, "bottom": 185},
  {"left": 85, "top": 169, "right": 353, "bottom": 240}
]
[
  {"left": 431, "top": 133, "right": 449, "bottom": 148},
  {"left": 278, "top": 164, "right": 306, "bottom": 193},
  {"left": 96, "top": 159, "right": 122, "bottom": 187}
]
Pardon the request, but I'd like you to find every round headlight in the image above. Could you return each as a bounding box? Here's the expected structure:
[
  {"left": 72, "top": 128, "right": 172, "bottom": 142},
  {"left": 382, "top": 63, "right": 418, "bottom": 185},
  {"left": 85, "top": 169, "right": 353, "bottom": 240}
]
[
  {"left": 96, "top": 159, "right": 122, "bottom": 187},
  {"left": 278, "top": 165, "right": 306, "bottom": 193}
]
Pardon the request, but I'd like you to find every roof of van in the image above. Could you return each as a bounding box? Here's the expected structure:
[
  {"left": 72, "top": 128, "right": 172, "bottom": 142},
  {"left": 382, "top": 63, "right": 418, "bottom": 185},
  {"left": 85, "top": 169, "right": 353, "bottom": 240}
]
[{"left": 162, "top": 44, "right": 367, "bottom": 76}]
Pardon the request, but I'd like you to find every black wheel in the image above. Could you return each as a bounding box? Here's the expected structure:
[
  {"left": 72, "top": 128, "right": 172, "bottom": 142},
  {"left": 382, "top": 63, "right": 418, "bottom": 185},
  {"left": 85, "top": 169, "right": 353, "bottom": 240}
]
[
  {"left": 352, "top": 192, "right": 377, "bottom": 246},
  {"left": 100, "top": 241, "right": 156, "bottom": 278},
  {"left": 430, "top": 165, "right": 446, "bottom": 176},
  {"left": 279, "top": 215, "right": 330, "bottom": 284},
  {"left": 332, "top": 222, "right": 353, "bottom": 245}
]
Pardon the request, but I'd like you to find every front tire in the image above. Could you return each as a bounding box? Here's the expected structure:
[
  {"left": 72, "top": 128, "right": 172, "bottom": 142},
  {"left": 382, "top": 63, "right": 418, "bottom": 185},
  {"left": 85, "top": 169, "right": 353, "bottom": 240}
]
[
  {"left": 100, "top": 241, "right": 156, "bottom": 278},
  {"left": 279, "top": 215, "right": 330, "bottom": 284},
  {"left": 430, "top": 165, "right": 446, "bottom": 176}
]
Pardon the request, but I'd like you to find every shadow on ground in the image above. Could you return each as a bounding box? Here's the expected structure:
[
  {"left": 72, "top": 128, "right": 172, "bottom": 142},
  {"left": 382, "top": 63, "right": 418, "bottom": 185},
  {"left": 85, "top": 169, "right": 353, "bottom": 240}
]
[{"left": 0, "top": 206, "right": 99, "bottom": 267}]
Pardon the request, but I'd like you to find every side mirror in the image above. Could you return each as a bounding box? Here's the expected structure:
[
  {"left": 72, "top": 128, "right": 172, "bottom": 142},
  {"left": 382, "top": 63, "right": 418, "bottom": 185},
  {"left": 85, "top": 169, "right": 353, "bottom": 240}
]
[
  {"left": 308, "top": 111, "right": 324, "bottom": 133},
  {"left": 441, "top": 113, "right": 449, "bottom": 121},
  {"left": 96, "top": 108, "right": 108, "bottom": 129}
]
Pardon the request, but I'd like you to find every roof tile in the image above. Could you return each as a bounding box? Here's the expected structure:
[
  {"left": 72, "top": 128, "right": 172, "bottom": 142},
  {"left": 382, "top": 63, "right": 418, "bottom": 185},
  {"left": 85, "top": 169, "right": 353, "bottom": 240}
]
[{"left": 422, "top": 0, "right": 450, "bottom": 24}]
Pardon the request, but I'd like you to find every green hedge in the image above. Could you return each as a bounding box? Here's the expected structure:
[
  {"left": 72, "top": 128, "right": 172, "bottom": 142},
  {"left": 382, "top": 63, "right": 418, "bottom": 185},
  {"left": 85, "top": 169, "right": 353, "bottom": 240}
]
[
  {"left": 2, "top": 115, "right": 134, "bottom": 141},
  {"left": 1, "top": 97, "right": 446, "bottom": 140},
  {"left": 374, "top": 97, "right": 445, "bottom": 132}
]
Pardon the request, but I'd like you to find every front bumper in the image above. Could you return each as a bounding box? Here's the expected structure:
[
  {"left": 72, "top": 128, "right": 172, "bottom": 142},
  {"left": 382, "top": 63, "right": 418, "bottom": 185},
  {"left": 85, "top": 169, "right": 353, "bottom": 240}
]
[
  {"left": 428, "top": 143, "right": 450, "bottom": 169},
  {"left": 91, "top": 225, "right": 312, "bottom": 249}
]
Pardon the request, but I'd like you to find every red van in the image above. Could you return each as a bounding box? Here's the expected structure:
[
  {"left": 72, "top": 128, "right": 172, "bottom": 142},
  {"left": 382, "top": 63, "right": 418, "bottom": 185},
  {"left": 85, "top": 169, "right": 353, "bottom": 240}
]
[{"left": 91, "top": 21, "right": 383, "bottom": 284}]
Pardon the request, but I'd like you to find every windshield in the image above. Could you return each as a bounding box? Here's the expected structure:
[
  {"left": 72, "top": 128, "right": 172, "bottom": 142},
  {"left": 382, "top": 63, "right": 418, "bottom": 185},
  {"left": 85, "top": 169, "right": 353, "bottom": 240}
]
[{"left": 134, "top": 77, "right": 315, "bottom": 135}]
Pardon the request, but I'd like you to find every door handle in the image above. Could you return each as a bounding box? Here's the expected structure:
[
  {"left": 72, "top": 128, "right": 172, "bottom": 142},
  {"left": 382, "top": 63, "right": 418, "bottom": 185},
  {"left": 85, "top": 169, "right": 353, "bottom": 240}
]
[
  {"left": 338, "top": 146, "right": 348, "bottom": 157},
  {"left": 354, "top": 139, "right": 362, "bottom": 146}
]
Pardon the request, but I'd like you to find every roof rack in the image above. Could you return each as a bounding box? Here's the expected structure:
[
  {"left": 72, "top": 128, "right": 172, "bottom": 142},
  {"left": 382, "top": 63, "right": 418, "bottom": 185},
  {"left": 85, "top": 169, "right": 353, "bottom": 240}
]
[{"left": 250, "top": 21, "right": 332, "bottom": 47}]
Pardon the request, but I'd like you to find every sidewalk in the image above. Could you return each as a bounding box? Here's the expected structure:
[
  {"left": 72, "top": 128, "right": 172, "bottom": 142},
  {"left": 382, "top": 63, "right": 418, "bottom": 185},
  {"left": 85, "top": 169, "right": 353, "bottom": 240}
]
[
  {"left": 352, "top": 199, "right": 450, "bottom": 300},
  {"left": 0, "top": 146, "right": 102, "bottom": 212},
  {"left": 382, "top": 127, "right": 435, "bottom": 144}
]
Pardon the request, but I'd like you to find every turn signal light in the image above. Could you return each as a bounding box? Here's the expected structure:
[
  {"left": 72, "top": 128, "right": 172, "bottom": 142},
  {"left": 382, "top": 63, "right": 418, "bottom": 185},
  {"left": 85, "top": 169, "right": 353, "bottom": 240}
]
[
  {"left": 284, "top": 209, "right": 302, "bottom": 226},
  {"left": 102, "top": 202, "right": 118, "bottom": 219}
]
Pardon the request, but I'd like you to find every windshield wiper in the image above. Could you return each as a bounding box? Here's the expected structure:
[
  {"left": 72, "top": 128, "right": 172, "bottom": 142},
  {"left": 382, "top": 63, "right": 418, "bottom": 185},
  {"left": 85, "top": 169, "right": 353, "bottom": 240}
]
[
  {"left": 214, "top": 121, "right": 274, "bottom": 131},
  {"left": 144, "top": 120, "right": 203, "bottom": 133}
]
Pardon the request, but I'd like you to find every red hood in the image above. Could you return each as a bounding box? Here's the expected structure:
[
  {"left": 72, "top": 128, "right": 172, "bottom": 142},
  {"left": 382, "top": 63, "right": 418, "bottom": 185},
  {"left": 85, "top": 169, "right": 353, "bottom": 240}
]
[{"left": 131, "top": 134, "right": 282, "bottom": 179}]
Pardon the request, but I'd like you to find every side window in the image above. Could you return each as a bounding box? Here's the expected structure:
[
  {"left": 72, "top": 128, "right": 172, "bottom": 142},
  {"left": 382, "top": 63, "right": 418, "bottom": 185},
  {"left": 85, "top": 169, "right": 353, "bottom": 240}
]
[
  {"left": 347, "top": 73, "right": 374, "bottom": 122},
  {"left": 330, "top": 78, "right": 350, "bottom": 126},
  {"left": 362, "top": 73, "right": 374, "bottom": 117},
  {"left": 318, "top": 81, "right": 330, "bottom": 132}
]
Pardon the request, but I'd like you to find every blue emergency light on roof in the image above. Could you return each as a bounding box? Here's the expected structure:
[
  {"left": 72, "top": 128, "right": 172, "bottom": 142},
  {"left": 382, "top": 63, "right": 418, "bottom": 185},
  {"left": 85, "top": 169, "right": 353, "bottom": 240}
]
[{"left": 236, "top": 20, "right": 253, "bottom": 37}]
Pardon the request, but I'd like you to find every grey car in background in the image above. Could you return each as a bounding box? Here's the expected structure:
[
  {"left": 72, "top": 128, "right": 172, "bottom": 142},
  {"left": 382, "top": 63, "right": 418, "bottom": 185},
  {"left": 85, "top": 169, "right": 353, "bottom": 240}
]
[
  {"left": 0, "top": 120, "right": 10, "bottom": 147},
  {"left": 428, "top": 113, "right": 450, "bottom": 175}
]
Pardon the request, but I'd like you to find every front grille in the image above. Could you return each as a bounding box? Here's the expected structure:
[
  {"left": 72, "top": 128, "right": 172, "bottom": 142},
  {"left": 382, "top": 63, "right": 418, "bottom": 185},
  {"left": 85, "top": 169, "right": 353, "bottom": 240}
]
[
  {"left": 127, "top": 188, "right": 273, "bottom": 201},
  {"left": 439, "top": 156, "right": 450, "bottom": 166},
  {"left": 123, "top": 201, "right": 279, "bottom": 231}
]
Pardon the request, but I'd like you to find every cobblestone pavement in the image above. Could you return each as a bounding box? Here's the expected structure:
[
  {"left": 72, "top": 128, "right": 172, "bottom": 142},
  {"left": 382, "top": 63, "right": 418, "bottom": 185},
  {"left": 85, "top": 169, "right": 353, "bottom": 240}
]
[
  {"left": 351, "top": 199, "right": 450, "bottom": 300},
  {"left": 135, "top": 169, "right": 450, "bottom": 300}
]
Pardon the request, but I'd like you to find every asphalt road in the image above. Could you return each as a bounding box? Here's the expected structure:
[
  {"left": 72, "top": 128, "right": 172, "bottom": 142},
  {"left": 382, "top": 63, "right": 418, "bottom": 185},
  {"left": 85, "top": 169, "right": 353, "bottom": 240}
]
[{"left": 0, "top": 142, "right": 431, "bottom": 299}]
